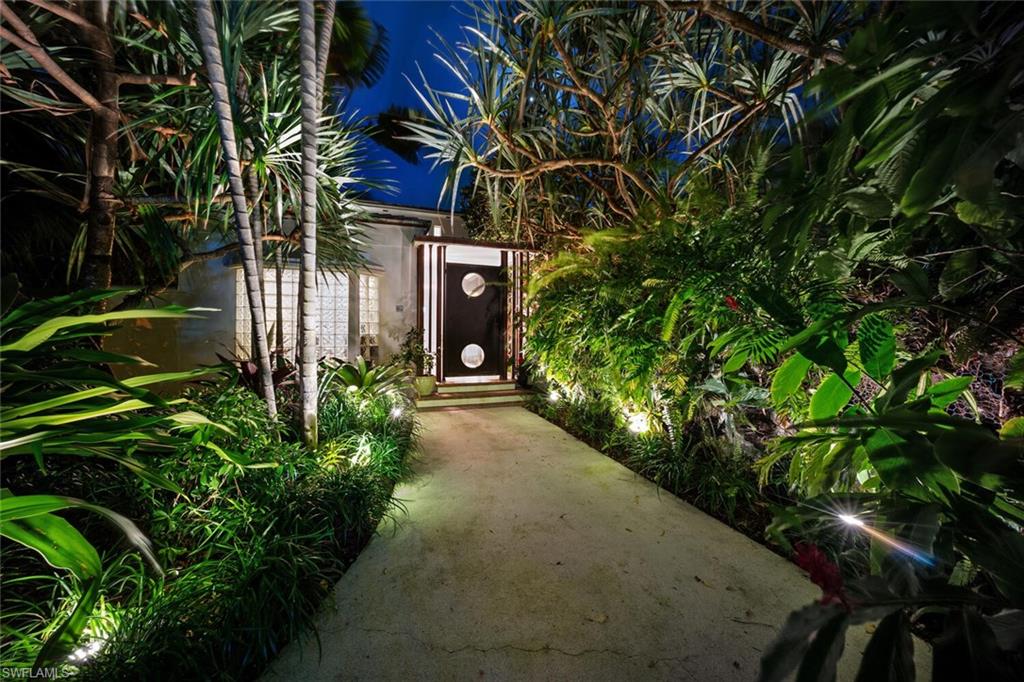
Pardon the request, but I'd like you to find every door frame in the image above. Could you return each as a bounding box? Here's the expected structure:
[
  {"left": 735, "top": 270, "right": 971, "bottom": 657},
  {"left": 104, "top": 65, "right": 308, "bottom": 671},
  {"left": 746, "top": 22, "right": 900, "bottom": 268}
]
[{"left": 415, "top": 236, "right": 538, "bottom": 383}]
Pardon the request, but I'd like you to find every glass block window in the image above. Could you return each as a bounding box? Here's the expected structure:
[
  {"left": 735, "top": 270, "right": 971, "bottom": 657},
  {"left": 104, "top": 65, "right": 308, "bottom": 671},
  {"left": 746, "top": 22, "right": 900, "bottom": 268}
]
[
  {"left": 235, "top": 268, "right": 348, "bottom": 359},
  {"left": 359, "top": 274, "right": 379, "bottom": 361}
]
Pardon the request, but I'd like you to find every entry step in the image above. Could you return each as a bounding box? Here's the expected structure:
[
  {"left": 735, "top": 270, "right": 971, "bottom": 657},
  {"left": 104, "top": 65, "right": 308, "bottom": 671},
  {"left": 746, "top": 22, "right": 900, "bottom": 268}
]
[
  {"left": 436, "top": 380, "right": 516, "bottom": 394},
  {"left": 416, "top": 388, "right": 533, "bottom": 411}
]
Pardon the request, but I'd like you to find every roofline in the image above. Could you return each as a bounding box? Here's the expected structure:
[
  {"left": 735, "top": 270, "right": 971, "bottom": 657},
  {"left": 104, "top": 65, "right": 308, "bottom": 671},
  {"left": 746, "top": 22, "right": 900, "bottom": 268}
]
[
  {"left": 354, "top": 198, "right": 464, "bottom": 218},
  {"left": 413, "top": 234, "right": 542, "bottom": 253}
]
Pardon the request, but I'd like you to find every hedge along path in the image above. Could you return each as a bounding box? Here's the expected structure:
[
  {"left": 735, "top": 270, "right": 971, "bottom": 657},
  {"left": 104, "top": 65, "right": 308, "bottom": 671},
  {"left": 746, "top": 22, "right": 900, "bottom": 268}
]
[{"left": 264, "top": 406, "right": 931, "bottom": 681}]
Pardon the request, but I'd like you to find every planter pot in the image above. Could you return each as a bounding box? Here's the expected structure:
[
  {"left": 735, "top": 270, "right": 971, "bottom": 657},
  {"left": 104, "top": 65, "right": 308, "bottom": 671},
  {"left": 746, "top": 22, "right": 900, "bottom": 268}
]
[{"left": 414, "top": 375, "right": 437, "bottom": 397}]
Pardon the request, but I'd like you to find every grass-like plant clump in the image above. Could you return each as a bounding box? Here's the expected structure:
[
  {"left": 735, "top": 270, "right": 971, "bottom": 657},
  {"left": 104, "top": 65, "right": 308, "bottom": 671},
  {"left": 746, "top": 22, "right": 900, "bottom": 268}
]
[{"left": 0, "top": 295, "right": 417, "bottom": 680}]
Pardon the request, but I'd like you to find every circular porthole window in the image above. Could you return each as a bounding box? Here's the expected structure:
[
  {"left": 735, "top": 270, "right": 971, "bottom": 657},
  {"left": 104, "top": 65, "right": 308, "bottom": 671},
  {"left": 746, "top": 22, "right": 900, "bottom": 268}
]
[
  {"left": 461, "top": 343, "right": 485, "bottom": 369},
  {"left": 461, "top": 272, "right": 486, "bottom": 298}
]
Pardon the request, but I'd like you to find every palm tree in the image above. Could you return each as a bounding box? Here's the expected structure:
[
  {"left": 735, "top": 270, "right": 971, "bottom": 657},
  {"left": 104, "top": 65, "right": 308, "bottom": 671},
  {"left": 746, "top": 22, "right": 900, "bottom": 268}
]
[
  {"left": 195, "top": 0, "right": 277, "bottom": 417},
  {"left": 297, "top": 0, "right": 328, "bottom": 448}
]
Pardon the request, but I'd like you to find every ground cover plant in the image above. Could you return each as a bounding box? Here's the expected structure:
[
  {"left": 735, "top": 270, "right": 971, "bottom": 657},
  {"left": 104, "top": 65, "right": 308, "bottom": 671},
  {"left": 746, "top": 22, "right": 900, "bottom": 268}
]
[
  {"left": 0, "top": 1, "right": 419, "bottom": 679},
  {"left": 413, "top": 2, "right": 1024, "bottom": 679},
  {"left": 0, "top": 291, "right": 417, "bottom": 679}
]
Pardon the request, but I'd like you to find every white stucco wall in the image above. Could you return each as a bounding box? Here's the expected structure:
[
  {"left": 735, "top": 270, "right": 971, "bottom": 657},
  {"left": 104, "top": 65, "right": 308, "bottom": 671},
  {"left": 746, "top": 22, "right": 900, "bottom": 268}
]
[{"left": 106, "top": 202, "right": 464, "bottom": 375}]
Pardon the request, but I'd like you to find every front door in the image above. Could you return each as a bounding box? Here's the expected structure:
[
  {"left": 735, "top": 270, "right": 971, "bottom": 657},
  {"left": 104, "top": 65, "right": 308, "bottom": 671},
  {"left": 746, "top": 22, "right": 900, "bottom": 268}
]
[{"left": 443, "top": 263, "right": 505, "bottom": 378}]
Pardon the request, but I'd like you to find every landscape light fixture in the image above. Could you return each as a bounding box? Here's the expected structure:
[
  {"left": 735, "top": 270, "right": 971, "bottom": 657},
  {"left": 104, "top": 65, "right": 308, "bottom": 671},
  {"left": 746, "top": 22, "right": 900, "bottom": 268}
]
[
  {"left": 626, "top": 411, "right": 650, "bottom": 434},
  {"left": 833, "top": 511, "right": 935, "bottom": 566}
]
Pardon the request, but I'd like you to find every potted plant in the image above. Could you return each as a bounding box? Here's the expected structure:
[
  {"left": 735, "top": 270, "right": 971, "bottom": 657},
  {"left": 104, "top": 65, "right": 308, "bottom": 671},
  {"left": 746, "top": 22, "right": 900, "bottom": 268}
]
[
  {"left": 397, "top": 327, "right": 436, "bottom": 397},
  {"left": 413, "top": 352, "right": 436, "bottom": 397}
]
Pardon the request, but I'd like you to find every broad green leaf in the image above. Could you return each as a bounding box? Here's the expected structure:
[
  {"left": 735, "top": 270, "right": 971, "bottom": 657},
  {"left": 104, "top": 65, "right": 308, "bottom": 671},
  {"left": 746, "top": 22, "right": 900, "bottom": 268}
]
[
  {"left": 796, "top": 612, "right": 848, "bottom": 682},
  {"left": 1, "top": 367, "right": 217, "bottom": 420},
  {"left": 204, "top": 441, "right": 252, "bottom": 467},
  {"left": 1004, "top": 350, "right": 1023, "bottom": 390},
  {"left": 798, "top": 335, "right": 848, "bottom": 376},
  {"left": 889, "top": 263, "right": 930, "bottom": 300},
  {"left": 854, "top": 611, "right": 914, "bottom": 682},
  {"left": 938, "top": 251, "right": 978, "bottom": 300},
  {"left": 926, "top": 376, "right": 974, "bottom": 408},
  {"left": 723, "top": 349, "right": 749, "bottom": 374},
  {"left": 878, "top": 351, "right": 943, "bottom": 410},
  {"left": 931, "top": 607, "right": 1016, "bottom": 680},
  {"left": 0, "top": 495, "right": 100, "bottom": 578},
  {"left": 955, "top": 200, "right": 1004, "bottom": 228},
  {"left": 0, "top": 493, "right": 159, "bottom": 572},
  {"left": 858, "top": 314, "right": 895, "bottom": 382},
  {"left": 1, "top": 397, "right": 185, "bottom": 431},
  {"left": 0, "top": 306, "right": 212, "bottom": 353},
  {"left": 0, "top": 289, "right": 127, "bottom": 329},
  {"left": 935, "top": 429, "right": 1020, "bottom": 483},
  {"left": 831, "top": 56, "right": 928, "bottom": 109},
  {"left": 842, "top": 187, "right": 893, "bottom": 219},
  {"left": 865, "top": 428, "right": 958, "bottom": 500},
  {"left": 759, "top": 603, "right": 848, "bottom": 682},
  {"left": 810, "top": 369, "right": 861, "bottom": 420},
  {"left": 901, "top": 122, "right": 968, "bottom": 217},
  {"left": 166, "top": 410, "right": 235, "bottom": 435},
  {"left": 1000, "top": 417, "right": 1024, "bottom": 439},
  {"left": 771, "top": 353, "right": 813, "bottom": 404}
]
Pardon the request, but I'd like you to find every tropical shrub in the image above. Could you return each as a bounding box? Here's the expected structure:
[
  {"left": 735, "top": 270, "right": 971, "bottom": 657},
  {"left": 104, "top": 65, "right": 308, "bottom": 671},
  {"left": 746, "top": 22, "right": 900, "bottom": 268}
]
[
  {"left": 320, "top": 356, "right": 409, "bottom": 400},
  {"left": 755, "top": 308, "right": 1024, "bottom": 681},
  {"left": 0, "top": 289, "right": 227, "bottom": 667},
  {"left": 0, "top": 294, "right": 418, "bottom": 678},
  {"left": 529, "top": 389, "right": 764, "bottom": 532},
  {"left": 503, "top": 3, "right": 1024, "bottom": 679}
]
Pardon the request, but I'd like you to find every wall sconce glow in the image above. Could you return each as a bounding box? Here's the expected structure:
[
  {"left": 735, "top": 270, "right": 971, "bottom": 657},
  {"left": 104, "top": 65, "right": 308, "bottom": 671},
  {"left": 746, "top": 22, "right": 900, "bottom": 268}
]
[
  {"left": 389, "top": 406, "right": 404, "bottom": 420},
  {"left": 68, "top": 638, "right": 106, "bottom": 664},
  {"left": 626, "top": 411, "right": 650, "bottom": 434},
  {"left": 548, "top": 390, "right": 560, "bottom": 402}
]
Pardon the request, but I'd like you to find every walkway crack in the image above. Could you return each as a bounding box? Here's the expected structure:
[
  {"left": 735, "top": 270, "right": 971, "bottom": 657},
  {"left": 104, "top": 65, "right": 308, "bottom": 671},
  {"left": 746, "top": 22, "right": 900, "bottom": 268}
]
[{"left": 356, "top": 625, "right": 695, "bottom": 670}]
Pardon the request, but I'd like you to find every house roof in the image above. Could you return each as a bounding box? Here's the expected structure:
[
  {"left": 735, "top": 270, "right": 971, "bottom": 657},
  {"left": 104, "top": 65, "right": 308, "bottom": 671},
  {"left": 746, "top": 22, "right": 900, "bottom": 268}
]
[
  {"left": 355, "top": 198, "right": 463, "bottom": 218},
  {"left": 413, "top": 234, "right": 542, "bottom": 253}
]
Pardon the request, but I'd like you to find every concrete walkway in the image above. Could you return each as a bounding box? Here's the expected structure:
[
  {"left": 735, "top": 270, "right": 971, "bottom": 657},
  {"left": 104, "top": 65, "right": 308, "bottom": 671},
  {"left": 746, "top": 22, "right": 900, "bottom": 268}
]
[{"left": 264, "top": 406, "right": 916, "bottom": 681}]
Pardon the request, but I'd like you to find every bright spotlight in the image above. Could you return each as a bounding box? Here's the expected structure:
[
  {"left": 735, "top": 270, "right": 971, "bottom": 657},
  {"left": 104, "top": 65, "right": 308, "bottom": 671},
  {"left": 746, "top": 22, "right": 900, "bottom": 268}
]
[
  {"left": 627, "top": 412, "right": 650, "bottom": 434},
  {"left": 389, "top": 406, "right": 404, "bottom": 419},
  {"left": 838, "top": 513, "right": 865, "bottom": 528},
  {"left": 548, "top": 390, "right": 560, "bottom": 402},
  {"left": 68, "top": 638, "right": 106, "bottom": 664}
]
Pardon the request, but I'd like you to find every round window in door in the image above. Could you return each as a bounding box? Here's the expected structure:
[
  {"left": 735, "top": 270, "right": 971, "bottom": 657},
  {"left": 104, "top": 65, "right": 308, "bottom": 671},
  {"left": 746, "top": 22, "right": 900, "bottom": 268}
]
[
  {"left": 460, "top": 343, "right": 485, "bottom": 369},
  {"left": 461, "top": 272, "right": 486, "bottom": 298}
]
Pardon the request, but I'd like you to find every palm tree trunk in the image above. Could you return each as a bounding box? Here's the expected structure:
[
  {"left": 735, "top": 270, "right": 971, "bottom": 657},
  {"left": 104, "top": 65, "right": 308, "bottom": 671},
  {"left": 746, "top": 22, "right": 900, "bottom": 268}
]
[
  {"left": 314, "top": 0, "right": 337, "bottom": 107},
  {"left": 298, "top": 0, "right": 323, "bottom": 448},
  {"left": 243, "top": 141, "right": 266, "bottom": 359},
  {"left": 195, "top": 0, "right": 277, "bottom": 417},
  {"left": 275, "top": 247, "right": 285, "bottom": 358},
  {"left": 273, "top": 175, "right": 287, "bottom": 360}
]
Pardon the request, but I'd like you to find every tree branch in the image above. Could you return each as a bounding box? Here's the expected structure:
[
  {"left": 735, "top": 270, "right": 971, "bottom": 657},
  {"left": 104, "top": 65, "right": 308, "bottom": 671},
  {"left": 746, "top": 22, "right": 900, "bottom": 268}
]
[
  {"left": 117, "top": 72, "right": 197, "bottom": 87},
  {"left": 0, "top": 4, "right": 106, "bottom": 111},
  {"left": 695, "top": 1, "right": 846, "bottom": 65}
]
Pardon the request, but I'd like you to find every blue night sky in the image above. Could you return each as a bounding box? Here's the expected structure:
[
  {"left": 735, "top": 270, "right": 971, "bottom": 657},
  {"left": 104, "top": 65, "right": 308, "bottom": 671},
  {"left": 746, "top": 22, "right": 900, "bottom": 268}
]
[{"left": 345, "top": 1, "right": 469, "bottom": 210}]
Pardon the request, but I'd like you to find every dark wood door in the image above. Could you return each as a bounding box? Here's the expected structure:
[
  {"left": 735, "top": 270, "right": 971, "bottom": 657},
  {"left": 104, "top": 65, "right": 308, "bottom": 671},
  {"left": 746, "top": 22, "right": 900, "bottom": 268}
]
[{"left": 443, "top": 263, "right": 505, "bottom": 377}]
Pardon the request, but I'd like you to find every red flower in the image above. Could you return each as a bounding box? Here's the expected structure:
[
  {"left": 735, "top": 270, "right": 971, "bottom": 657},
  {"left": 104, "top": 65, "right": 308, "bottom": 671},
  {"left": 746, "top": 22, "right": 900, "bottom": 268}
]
[
  {"left": 724, "top": 295, "right": 740, "bottom": 311},
  {"left": 794, "top": 543, "right": 848, "bottom": 609}
]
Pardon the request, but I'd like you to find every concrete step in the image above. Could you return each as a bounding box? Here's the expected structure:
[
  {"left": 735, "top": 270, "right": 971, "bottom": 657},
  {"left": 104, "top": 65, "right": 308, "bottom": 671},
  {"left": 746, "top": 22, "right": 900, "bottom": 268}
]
[
  {"left": 416, "top": 389, "right": 533, "bottom": 411},
  {"left": 436, "top": 381, "right": 516, "bottom": 394}
]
